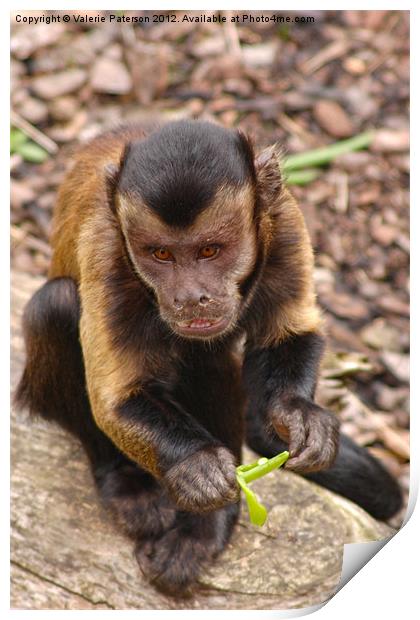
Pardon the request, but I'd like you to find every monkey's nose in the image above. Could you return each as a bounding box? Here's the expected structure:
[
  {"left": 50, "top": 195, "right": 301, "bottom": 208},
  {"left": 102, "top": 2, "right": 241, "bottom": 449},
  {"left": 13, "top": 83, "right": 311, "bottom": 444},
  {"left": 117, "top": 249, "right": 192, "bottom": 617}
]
[{"left": 173, "top": 293, "right": 211, "bottom": 309}]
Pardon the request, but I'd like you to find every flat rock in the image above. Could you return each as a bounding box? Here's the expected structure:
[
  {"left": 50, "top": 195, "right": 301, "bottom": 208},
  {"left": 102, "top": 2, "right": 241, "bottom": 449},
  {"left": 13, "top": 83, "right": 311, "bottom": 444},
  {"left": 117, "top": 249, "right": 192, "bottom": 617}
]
[
  {"left": 242, "top": 42, "right": 278, "bottom": 68},
  {"left": 11, "top": 180, "right": 36, "bottom": 210},
  {"left": 381, "top": 351, "right": 410, "bottom": 383},
  {"left": 17, "top": 96, "right": 49, "bottom": 124},
  {"left": 11, "top": 271, "right": 392, "bottom": 610},
  {"left": 91, "top": 57, "right": 133, "bottom": 95},
  {"left": 360, "top": 318, "right": 403, "bottom": 352},
  {"left": 48, "top": 96, "right": 79, "bottom": 122},
  {"left": 372, "top": 129, "right": 410, "bottom": 153},
  {"left": 313, "top": 100, "right": 354, "bottom": 138},
  {"left": 31, "top": 69, "right": 87, "bottom": 100},
  {"left": 321, "top": 290, "right": 370, "bottom": 321},
  {"left": 11, "top": 21, "right": 65, "bottom": 60}
]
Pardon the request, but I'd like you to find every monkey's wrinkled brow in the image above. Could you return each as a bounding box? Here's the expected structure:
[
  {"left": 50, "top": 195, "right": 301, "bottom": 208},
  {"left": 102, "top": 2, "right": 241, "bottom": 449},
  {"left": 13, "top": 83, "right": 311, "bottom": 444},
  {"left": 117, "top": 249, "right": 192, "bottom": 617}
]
[
  {"left": 130, "top": 216, "right": 247, "bottom": 250},
  {"left": 118, "top": 185, "right": 255, "bottom": 241}
]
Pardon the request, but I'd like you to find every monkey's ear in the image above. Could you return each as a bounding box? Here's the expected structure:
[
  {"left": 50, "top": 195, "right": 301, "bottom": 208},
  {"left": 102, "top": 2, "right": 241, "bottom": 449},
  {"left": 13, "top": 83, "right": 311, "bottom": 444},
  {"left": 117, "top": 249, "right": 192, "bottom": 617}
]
[
  {"left": 104, "top": 162, "right": 119, "bottom": 177},
  {"left": 104, "top": 163, "right": 119, "bottom": 184},
  {"left": 104, "top": 162, "right": 120, "bottom": 215},
  {"left": 105, "top": 142, "right": 135, "bottom": 215},
  {"left": 255, "top": 144, "right": 283, "bottom": 202}
]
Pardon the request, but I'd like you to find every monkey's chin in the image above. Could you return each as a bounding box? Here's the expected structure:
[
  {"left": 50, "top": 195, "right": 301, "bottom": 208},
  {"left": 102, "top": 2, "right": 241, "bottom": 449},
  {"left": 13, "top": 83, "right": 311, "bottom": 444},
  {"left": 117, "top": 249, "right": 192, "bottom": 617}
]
[{"left": 173, "top": 317, "right": 231, "bottom": 339}]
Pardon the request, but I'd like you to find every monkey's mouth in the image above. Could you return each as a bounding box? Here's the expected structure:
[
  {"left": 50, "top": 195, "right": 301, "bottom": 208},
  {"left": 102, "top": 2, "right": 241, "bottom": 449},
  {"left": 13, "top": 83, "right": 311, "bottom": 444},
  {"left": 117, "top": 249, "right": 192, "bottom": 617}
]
[{"left": 175, "top": 317, "right": 229, "bottom": 338}]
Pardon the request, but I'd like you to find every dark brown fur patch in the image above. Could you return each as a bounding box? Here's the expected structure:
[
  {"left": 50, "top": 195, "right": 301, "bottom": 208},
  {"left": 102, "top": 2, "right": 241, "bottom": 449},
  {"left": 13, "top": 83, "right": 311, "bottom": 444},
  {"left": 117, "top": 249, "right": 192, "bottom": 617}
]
[
  {"left": 240, "top": 185, "right": 321, "bottom": 345},
  {"left": 117, "top": 120, "right": 256, "bottom": 228}
]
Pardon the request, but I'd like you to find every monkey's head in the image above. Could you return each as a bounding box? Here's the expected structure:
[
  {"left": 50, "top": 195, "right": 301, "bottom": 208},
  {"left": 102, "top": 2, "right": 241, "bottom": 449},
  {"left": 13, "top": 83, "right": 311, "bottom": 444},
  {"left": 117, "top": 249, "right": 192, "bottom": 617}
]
[{"left": 111, "top": 120, "right": 278, "bottom": 340}]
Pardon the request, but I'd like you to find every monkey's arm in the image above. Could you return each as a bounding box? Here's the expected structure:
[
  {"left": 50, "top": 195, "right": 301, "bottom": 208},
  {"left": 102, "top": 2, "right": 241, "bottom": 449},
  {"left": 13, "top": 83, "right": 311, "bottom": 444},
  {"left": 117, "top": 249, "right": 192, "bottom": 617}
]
[
  {"left": 78, "top": 276, "right": 238, "bottom": 512},
  {"left": 242, "top": 182, "right": 339, "bottom": 473},
  {"left": 243, "top": 332, "right": 339, "bottom": 473},
  {"left": 96, "top": 386, "right": 239, "bottom": 512},
  {"left": 243, "top": 332, "right": 405, "bottom": 522}
]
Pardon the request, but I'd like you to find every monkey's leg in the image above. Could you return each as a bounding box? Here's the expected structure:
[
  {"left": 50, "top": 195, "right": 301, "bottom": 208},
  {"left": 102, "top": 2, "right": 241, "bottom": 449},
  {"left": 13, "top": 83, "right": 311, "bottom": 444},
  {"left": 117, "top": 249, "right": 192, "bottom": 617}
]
[
  {"left": 134, "top": 347, "right": 245, "bottom": 595},
  {"left": 135, "top": 502, "right": 240, "bottom": 596},
  {"left": 15, "top": 278, "right": 175, "bottom": 540},
  {"left": 15, "top": 277, "right": 117, "bottom": 464}
]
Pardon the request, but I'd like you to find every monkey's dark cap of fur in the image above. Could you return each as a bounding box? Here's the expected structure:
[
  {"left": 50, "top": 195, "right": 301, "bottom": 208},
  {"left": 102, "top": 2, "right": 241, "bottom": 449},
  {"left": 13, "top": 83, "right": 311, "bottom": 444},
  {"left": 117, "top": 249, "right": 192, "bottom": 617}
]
[{"left": 118, "top": 120, "right": 256, "bottom": 228}]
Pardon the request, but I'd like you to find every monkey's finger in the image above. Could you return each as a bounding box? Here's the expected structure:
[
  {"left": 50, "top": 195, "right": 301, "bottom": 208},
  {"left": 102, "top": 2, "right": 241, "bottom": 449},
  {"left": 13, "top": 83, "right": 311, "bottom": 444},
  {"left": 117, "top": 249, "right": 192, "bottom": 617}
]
[
  {"left": 273, "top": 411, "right": 306, "bottom": 458},
  {"left": 286, "top": 417, "right": 337, "bottom": 472},
  {"left": 212, "top": 446, "right": 239, "bottom": 483},
  {"left": 205, "top": 459, "right": 237, "bottom": 495},
  {"left": 285, "top": 442, "right": 323, "bottom": 472}
]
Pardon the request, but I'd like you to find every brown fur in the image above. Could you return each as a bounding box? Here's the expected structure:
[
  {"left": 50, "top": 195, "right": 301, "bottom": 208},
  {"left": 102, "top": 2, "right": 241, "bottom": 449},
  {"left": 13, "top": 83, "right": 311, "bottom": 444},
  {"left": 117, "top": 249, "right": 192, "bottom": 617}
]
[
  {"left": 46, "top": 126, "right": 321, "bottom": 478},
  {"left": 49, "top": 127, "right": 166, "bottom": 475},
  {"left": 258, "top": 184, "right": 322, "bottom": 345},
  {"left": 237, "top": 147, "right": 322, "bottom": 345}
]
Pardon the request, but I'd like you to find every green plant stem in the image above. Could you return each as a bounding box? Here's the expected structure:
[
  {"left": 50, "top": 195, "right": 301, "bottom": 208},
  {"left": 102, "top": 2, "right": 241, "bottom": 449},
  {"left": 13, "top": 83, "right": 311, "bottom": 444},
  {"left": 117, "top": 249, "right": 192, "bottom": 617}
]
[
  {"left": 240, "top": 451, "right": 289, "bottom": 484},
  {"left": 236, "top": 475, "right": 267, "bottom": 526},
  {"left": 284, "top": 131, "right": 374, "bottom": 172},
  {"left": 286, "top": 169, "right": 321, "bottom": 185}
]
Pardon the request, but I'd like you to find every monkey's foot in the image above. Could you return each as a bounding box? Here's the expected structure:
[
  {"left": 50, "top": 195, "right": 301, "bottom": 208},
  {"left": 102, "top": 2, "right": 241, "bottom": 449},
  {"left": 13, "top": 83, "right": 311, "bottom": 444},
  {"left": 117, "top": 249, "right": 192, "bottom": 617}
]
[
  {"left": 135, "top": 504, "right": 239, "bottom": 596},
  {"left": 95, "top": 461, "right": 176, "bottom": 539}
]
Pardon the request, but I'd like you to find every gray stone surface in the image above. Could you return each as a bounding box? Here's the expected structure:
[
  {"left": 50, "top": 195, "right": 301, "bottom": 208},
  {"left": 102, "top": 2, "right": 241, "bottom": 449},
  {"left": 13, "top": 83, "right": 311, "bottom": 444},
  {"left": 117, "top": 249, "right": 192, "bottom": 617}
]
[{"left": 10, "top": 271, "right": 392, "bottom": 610}]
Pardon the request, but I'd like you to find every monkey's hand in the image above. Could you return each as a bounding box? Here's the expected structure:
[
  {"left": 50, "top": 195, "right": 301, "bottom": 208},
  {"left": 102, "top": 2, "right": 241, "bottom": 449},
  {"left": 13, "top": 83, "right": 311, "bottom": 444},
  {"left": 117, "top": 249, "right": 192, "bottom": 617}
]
[
  {"left": 163, "top": 446, "right": 240, "bottom": 513},
  {"left": 270, "top": 396, "right": 340, "bottom": 473}
]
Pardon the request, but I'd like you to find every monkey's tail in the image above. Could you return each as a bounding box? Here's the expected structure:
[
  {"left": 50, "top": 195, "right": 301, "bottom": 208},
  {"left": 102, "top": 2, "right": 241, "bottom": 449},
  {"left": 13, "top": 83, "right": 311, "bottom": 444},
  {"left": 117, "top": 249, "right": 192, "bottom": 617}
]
[
  {"left": 14, "top": 277, "right": 118, "bottom": 468},
  {"left": 246, "top": 428, "right": 403, "bottom": 521},
  {"left": 304, "top": 433, "right": 403, "bottom": 521}
]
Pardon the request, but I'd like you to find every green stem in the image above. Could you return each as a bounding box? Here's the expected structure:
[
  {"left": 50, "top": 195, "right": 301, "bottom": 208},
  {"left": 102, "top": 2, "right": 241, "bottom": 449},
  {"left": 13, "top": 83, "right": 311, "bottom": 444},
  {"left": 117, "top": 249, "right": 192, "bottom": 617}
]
[
  {"left": 241, "top": 451, "right": 289, "bottom": 484},
  {"left": 283, "top": 131, "right": 374, "bottom": 172},
  {"left": 286, "top": 169, "right": 321, "bottom": 185},
  {"left": 237, "top": 475, "right": 268, "bottom": 526}
]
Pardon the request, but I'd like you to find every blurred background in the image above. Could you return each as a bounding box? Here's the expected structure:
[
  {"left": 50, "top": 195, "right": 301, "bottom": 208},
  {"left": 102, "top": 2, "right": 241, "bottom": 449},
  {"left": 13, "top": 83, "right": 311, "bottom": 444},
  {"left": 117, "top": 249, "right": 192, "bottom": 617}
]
[{"left": 10, "top": 10, "right": 409, "bottom": 524}]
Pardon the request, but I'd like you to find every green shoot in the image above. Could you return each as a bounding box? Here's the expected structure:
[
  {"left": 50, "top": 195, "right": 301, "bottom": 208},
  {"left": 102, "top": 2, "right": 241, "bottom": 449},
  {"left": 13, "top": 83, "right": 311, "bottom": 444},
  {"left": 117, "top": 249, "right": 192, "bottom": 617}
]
[{"left": 236, "top": 451, "right": 289, "bottom": 526}]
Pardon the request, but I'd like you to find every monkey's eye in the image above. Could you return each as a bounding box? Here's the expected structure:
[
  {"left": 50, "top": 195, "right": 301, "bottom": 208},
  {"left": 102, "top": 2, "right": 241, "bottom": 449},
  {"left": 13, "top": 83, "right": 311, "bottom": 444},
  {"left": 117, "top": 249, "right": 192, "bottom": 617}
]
[
  {"left": 198, "top": 245, "right": 220, "bottom": 260},
  {"left": 152, "top": 247, "right": 174, "bottom": 262}
]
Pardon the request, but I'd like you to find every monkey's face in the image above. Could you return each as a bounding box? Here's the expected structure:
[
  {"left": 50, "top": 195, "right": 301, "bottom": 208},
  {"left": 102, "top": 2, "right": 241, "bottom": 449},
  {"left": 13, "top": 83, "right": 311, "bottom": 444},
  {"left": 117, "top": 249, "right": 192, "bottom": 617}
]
[{"left": 118, "top": 187, "right": 258, "bottom": 340}]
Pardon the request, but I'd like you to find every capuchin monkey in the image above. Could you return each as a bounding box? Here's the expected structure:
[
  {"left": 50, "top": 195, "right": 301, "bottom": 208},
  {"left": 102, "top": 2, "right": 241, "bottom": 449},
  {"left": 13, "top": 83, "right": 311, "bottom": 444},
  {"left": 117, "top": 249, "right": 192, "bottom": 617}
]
[{"left": 15, "top": 120, "right": 402, "bottom": 595}]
